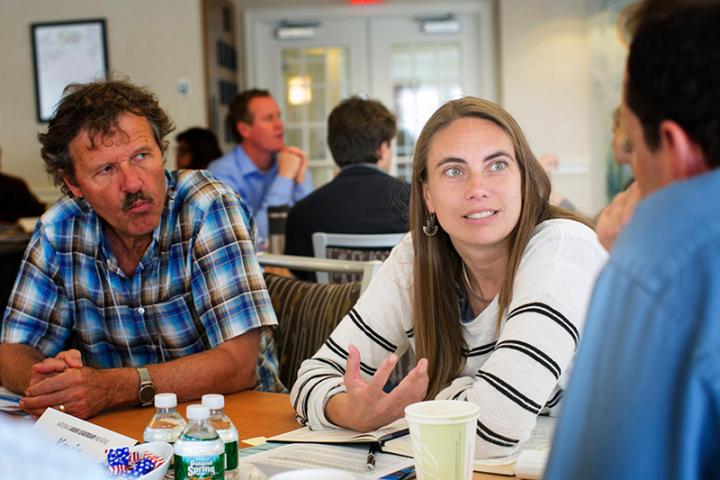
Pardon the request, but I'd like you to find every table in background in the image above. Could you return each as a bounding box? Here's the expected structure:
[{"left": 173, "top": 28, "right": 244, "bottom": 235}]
[{"left": 90, "top": 391, "right": 513, "bottom": 480}]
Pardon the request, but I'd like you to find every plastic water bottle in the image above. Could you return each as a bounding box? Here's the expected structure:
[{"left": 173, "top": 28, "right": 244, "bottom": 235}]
[
  {"left": 144, "top": 393, "right": 187, "bottom": 478},
  {"left": 174, "top": 405, "right": 225, "bottom": 480},
  {"left": 202, "top": 394, "right": 239, "bottom": 480},
  {"left": 144, "top": 393, "right": 187, "bottom": 444}
]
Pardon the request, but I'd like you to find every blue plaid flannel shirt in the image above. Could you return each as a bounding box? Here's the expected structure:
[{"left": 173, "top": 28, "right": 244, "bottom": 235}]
[{"left": 1, "top": 169, "right": 284, "bottom": 392}]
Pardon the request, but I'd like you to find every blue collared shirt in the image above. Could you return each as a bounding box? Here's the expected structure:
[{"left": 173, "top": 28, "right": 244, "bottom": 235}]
[
  {"left": 208, "top": 146, "right": 313, "bottom": 245},
  {"left": 1, "top": 169, "right": 283, "bottom": 392},
  {"left": 545, "top": 169, "right": 720, "bottom": 479}
]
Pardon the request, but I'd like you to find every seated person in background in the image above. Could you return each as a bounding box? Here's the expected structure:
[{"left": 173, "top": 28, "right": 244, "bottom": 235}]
[
  {"left": 0, "top": 145, "right": 45, "bottom": 223},
  {"left": 0, "top": 79, "right": 282, "bottom": 419},
  {"left": 545, "top": 3, "right": 720, "bottom": 479},
  {"left": 611, "top": 106, "right": 633, "bottom": 167},
  {"left": 175, "top": 127, "right": 223, "bottom": 170},
  {"left": 291, "top": 97, "right": 607, "bottom": 458},
  {"left": 208, "top": 89, "right": 313, "bottom": 248},
  {"left": 284, "top": 96, "right": 410, "bottom": 281}
]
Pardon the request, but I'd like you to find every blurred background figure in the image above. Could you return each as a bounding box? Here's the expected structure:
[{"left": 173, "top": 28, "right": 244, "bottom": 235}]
[
  {"left": 538, "top": 153, "right": 577, "bottom": 211},
  {"left": 607, "top": 106, "right": 635, "bottom": 196},
  {"left": 175, "top": 127, "right": 223, "bottom": 170},
  {"left": 0, "top": 145, "right": 45, "bottom": 224},
  {"left": 611, "top": 106, "right": 633, "bottom": 166}
]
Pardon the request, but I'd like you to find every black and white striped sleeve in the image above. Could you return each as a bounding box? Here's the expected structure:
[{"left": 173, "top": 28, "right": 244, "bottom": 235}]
[
  {"left": 290, "top": 235, "right": 415, "bottom": 430},
  {"left": 436, "top": 220, "right": 607, "bottom": 458}
]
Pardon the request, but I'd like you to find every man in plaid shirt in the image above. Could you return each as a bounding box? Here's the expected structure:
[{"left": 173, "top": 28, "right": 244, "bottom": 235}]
[{"left": 0, "top": 80, "right": 282, "bottom": 419}]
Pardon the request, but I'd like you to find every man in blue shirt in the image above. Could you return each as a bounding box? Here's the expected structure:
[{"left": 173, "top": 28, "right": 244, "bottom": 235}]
[
  {"left": 546, "top": 2, "right": 720, "bottom": 479},
  {"left": 0, "top": 80, "right": 282, "bottom": 419},
  {"left": 208, "top": 89, "right": 313, "bottom": 248}
]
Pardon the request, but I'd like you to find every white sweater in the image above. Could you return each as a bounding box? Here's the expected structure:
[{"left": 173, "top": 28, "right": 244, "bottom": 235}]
[{"left": 290, "top": 219, "right": 607, "bottom": 458}]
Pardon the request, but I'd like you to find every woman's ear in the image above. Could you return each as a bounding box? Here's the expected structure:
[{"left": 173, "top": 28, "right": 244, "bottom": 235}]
[
  {"left": 660, "top": 120, "right": 709, "bottom": 180},
  {"left": 422, "top": 181, "right": 434, "bottom": 214}
]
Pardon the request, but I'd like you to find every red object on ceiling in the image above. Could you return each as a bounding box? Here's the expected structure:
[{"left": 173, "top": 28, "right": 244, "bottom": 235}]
[{"left": 349, "top": 0, "right": 384, "bottom": 4}]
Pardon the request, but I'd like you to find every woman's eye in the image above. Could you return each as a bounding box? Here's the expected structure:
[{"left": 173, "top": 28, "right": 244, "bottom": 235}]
[
  {"left": 444, "top": 166, "right": 462, "bottom": 177},
  {"left": 489, "top": 160, "right": 508, "bottom": 172}
]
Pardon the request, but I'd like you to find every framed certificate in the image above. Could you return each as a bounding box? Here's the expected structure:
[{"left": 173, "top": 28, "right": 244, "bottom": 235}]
[{"left": 31, "top": 19, "right": 109, "bottom": 122}]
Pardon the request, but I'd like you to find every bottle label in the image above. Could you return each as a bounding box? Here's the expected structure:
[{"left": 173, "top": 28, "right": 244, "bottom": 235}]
[
  {"left": 225, "top": 441, "right": 238, "bottom": 470},
  {"left": 174, "top": 453, "right": 225, "bottom": 479}
]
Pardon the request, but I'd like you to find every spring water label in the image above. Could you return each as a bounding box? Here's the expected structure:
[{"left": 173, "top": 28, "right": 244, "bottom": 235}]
[
  {"left": 224, "top": 440, "right": 238, "bottom": 470},
  {"left": 174, "top": 453, "right": 225, "bottom": 479}
]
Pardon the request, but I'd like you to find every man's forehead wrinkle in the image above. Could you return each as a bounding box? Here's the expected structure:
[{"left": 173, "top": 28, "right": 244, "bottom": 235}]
[{"left": 83, "top": 125, "right": 132, "bottom": 151}]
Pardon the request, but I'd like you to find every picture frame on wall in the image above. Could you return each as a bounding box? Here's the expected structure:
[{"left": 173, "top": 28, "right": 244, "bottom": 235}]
[{"left": 31, "top": 19, "right": 109, "bottom": 122}]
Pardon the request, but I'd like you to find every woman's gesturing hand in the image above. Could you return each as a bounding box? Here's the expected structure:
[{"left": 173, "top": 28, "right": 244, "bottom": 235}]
[{"left": 325, "top": 345, "right": 429, "bottom": 432}]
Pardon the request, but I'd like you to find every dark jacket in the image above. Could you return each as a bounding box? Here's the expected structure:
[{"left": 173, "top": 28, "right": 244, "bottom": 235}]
[{"left": 284, "top": 164, "right": 410, "bottom": 281}]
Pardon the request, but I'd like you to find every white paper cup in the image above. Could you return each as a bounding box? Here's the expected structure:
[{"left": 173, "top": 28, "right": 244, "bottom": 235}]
[
  {"left": 405, "top": 400, "right": 480, "bottom": 480},
  {"left": 269, "top": 469, "right": 355, "bottom": 480}
]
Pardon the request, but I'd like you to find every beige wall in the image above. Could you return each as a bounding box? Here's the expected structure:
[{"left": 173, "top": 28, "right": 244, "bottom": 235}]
[
  {"left": 0, "top": 0, "right": 207, "bottom": 202},
  {"left": 499, "top": 0, "right": 600, "bottom": 214}
]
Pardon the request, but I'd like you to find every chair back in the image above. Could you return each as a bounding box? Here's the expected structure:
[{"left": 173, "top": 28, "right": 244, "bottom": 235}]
[
  {"left": 312, "top": 232, "right": 405, "bottom": 284},
  {"left": 263, "top": 273, "right": 361, "bottom": 388}
]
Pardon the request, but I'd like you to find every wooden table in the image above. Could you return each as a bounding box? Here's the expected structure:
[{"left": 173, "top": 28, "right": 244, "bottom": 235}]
[{"left": 91, "top": 391, "right": 512, "bottom": 479}]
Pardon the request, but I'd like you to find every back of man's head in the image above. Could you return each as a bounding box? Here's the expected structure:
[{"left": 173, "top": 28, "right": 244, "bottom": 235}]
[
  {"left": 327, "top": 96, "right": 396, "bottom": 168},
  {"left": 38, "top": 79, "right": 174, "bottom": 195},
  {"left": 226, "top": 89, "right": 272, "bottom": 144},
  {"left": 626, "top": 1, "right": 720, "bottom": 169}
]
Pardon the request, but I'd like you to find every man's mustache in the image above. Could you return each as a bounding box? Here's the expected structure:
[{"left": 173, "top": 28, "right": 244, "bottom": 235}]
[{"left": 123, "top": 191, "right": 153, "bottom": 212}]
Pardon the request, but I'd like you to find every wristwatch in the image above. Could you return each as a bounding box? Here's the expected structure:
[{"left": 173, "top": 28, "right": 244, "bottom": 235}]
[{"left": 137, "top": 367, "right": 156, "bottom": 407}]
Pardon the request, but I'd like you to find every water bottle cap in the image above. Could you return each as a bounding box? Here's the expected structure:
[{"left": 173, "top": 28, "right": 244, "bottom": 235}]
[
  {"left": 186, "top": 404, "right": 210, "bottom": 421},
  {"left": 154, "top": 393, "right": 177, "bottom": 408},
  {"left": 201, "top": 393, "right": 225, "bottom": 410}
]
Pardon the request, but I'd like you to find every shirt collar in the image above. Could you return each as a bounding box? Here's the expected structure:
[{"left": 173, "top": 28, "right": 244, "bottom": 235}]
[{"left": 235, "top": 145, "right": 278, "bottom": 177}]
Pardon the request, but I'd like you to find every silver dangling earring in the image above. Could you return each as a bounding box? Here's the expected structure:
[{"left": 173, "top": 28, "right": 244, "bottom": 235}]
[{"left": 423, "top": 212, "right": 438, "bottom": 237}]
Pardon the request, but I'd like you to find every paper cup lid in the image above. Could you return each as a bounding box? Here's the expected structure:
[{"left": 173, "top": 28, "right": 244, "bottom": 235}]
[{"left": 405, "top": 400, "right": 480, "bottom": 424}]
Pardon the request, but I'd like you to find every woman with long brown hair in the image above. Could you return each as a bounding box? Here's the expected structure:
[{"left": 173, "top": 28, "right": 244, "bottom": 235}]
[{"left": 291, "top": 97, "right": 607, "bottom": 457}]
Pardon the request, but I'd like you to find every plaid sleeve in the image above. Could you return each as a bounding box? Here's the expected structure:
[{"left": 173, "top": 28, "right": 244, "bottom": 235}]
[
  {"left": 189, "top": 192, "right": 277, "bottom": 348},
  {"left": 1, "top": 231, "right": 72, "bottom": 356}
]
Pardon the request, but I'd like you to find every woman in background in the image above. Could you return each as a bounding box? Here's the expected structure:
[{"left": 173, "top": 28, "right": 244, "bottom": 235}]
[
  {"left": 175, "top": 127, "right": 222, "bottom": 170},
  {"left": 291, "top": 97, "right": 607, "bottom": 458}
]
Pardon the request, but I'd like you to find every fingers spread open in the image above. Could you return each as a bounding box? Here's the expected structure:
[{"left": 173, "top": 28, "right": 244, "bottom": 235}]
[{"left": 368, "top": 353, "right": 398, "bottom": 391}]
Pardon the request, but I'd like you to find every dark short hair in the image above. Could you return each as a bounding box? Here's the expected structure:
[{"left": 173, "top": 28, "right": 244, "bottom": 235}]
[
  {"left": 176, "top": 127, "right": 223, "bottom": 170},
  {"left": 626, "top": 2, "right": 720, "bottom": 168},
  {"left": 226, "top": 89, "right": 272, "bottom": 143},
  {"left": 327, "top": 97, "right": 396, "bottom": 168},
  {"left": 38, "top": 79, "right": 175, "bottom": 195}
]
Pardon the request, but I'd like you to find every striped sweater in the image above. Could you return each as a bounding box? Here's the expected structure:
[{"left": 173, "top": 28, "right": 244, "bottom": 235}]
[{"left": 290, "top": 219, "right": 607, "bottom": 458}]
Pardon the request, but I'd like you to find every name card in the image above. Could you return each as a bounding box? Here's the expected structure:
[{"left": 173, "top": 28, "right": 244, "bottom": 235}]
[{"left": 33, "top": 407, "right": 137, "bottom": 462}]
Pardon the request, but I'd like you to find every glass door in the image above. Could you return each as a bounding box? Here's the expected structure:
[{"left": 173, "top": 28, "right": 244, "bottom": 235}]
[
  {"left": 245, "top": 3, "right": 495, "bottom": 186},
  {"left": 369, "top": 10, "right": 496, "bottom": 181}
]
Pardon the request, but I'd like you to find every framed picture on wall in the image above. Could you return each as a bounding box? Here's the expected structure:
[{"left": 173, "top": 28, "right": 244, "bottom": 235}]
[{"left": 31, "top": 19, "right": 109, "bottom": 122}]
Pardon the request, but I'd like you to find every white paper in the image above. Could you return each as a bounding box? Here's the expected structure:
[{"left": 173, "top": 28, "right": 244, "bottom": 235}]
[
  {"left": 32, "top": 407, "right": 137, "bottom": 461},
  {"left": 242, "top": 442, "right": 414, "bottom": 479},
  {"left": 515, "top": 449, "right": 550, "bottom": 479},
  {"left": 269, "top": 418, "right": 407, "bottom": 444}
]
